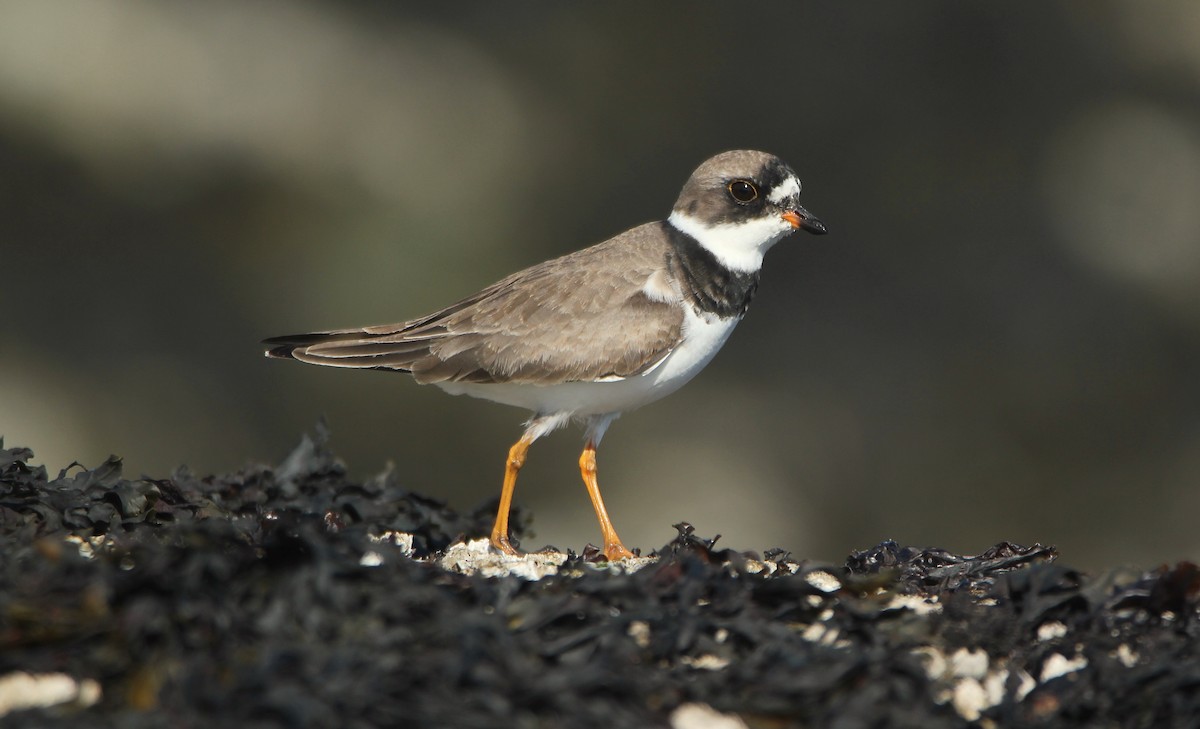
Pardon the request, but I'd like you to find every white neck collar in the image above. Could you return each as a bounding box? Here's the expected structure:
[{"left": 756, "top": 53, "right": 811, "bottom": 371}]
[{"left": 667, "top": 210, "right": 792, "bottom": 273}]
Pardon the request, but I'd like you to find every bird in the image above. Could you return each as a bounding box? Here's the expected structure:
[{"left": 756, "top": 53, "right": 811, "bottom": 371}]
[{"left": 264, "top": 150, "right": 826, "bottom": 561}]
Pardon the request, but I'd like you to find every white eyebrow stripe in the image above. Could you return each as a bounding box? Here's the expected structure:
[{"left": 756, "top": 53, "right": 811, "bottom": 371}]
[{"left": 767, "top": 176, "right": 801, "bottom": 204}]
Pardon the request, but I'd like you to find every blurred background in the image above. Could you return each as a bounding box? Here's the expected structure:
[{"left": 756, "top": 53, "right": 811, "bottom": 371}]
[{"left": 3, "top": 2, "right": 1199, "bottom": 571}]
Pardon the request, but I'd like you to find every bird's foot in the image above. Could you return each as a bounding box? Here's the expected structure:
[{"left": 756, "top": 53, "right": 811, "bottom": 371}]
[
  {"left": 603, "top": 542, "right": 635, "bottom": 561},
  {"left": 489, "top": 533, "right": 521, "bottom": 557}
]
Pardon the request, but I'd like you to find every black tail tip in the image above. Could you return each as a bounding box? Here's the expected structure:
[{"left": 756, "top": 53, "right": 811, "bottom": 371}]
[{"left": 264, "top": 344, "right": 297, "bottom": 359}]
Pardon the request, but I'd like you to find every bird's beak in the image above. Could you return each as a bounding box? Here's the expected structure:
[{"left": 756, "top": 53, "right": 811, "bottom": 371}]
[{"left": 781, "top": 206, "right": 828, "bottom": 235}]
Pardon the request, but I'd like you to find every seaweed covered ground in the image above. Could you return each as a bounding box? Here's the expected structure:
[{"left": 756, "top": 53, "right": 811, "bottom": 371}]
[{"left": 1, "top": 428, "right": 1198, "bottom": 728}]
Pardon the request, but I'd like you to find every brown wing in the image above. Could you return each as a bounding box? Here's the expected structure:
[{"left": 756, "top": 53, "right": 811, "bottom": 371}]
[{"left": 263, "top": 223, "right": 684, "bottom": 385}]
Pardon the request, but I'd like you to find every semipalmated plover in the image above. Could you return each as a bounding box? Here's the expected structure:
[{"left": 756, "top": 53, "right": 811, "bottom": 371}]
[{"left": 265, "top": 150, "right": 826, "bottom": 560}]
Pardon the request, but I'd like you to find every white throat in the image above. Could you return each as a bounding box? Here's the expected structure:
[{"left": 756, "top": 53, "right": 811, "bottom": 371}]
[{"left": 667, "top": 210, "right": 792, "bottom": 273}]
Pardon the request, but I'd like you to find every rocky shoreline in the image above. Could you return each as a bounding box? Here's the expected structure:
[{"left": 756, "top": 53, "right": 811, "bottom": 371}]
[{"left": 2, "top": 430, "right": 1197, "bottom": 728}]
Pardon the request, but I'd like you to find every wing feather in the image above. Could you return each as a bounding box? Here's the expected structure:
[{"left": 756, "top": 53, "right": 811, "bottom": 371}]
[{"left": 263, "top": 223, "right": 684, "bottom": 385}]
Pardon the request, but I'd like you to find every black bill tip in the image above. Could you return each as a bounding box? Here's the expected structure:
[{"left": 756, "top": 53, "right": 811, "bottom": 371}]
[{"left": 801, "top": 216, "right": 827, "bottom": 235}]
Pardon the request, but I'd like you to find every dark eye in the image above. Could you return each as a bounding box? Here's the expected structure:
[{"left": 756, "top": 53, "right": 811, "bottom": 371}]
[{"left": 728, "top": 179, "right": 759, "bottom": 204}]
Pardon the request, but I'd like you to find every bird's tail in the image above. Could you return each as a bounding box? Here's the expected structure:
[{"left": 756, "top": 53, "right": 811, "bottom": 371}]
[{"left": 262, "top": 327, "right": 438, "bottom": 371}]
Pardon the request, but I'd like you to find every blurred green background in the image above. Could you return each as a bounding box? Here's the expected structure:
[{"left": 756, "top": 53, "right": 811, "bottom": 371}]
[{"left": 3, "top": 2, "right": 1199, "bottom": 570}]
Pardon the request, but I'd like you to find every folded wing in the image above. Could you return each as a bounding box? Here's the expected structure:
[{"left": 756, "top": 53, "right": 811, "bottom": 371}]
[{"left": 263, "top": 226, "right": 684, "bottom": 386}]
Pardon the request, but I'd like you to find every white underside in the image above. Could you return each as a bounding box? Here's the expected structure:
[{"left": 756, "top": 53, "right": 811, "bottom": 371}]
[{"left": 436, "top": 306, "right": 741, "bottom": 420}]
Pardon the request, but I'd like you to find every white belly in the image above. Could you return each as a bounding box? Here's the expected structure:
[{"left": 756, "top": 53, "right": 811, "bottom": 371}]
[{"left": 436, "top": 307, "right": 741, "bottom": 416}]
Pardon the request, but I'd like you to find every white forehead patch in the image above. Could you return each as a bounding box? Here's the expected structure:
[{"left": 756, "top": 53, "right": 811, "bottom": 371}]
[{"left": 767, "top": 175, "right": 801, "bottom": 204}]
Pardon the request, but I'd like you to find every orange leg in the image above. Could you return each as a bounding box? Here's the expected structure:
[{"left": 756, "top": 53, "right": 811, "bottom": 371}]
[
  {"left": 490, "top": 435, "right": 533, "bottom": 556},
  {"left": 579, "top": 440, "right": 634, "bottom": 561}
]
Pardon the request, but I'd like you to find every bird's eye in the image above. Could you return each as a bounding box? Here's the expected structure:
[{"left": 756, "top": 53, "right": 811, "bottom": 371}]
[{"left": 728, "top": 179, "right": 759, "bottom": 204}]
